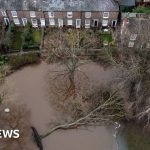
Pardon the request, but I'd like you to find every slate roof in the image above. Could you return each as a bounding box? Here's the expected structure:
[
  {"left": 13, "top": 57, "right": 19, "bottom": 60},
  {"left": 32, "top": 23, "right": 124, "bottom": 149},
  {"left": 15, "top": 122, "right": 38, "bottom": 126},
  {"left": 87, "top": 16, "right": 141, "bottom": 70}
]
[
  {"left": 0, "top": 0, "right": 119, "bottom": 11},
  {"left": 121, "top": 0, "right": 135, "bottom": 6}
]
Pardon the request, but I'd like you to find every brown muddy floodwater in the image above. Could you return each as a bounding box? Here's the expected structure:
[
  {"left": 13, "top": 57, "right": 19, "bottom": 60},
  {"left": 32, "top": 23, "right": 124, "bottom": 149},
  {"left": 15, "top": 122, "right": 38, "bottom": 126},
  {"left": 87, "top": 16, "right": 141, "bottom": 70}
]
[{"left": 6, "top": 61, "right": 117, "bottom": 150}]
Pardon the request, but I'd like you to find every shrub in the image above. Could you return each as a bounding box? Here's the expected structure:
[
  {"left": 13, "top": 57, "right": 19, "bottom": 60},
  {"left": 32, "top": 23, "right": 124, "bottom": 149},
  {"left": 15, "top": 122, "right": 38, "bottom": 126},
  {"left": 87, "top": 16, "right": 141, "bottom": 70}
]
[
  {"left": 8, "top": 53, "right": 41, "bottom": 70},
  {"left": 22, "top": 23, "right": 41, "bottom": 50},
  {"left": 133, "top": 6, "right": 150, "bottom": 14}
]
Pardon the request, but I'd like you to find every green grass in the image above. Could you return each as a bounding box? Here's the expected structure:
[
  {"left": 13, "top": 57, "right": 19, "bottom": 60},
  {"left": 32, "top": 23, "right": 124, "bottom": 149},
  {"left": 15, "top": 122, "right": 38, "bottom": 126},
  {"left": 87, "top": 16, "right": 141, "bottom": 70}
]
[
  {"left": 133, "top": 6, "right": 150, "bottom": 14},
  {"left": 12, "top": 31, "right": 22, "bottom": 50},
  {"left": 100, "top": 33, "right": 112, "bottom": 43},
  {"left": 32, "top": 30, "right": 41, "bottom": 44}
]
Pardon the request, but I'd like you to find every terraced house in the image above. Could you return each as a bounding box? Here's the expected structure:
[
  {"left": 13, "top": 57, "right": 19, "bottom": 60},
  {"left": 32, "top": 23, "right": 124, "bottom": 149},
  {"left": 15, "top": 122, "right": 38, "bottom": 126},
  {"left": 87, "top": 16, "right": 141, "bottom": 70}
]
[{"left": 0, "top": 0, "right": 119, "bottom": 28}]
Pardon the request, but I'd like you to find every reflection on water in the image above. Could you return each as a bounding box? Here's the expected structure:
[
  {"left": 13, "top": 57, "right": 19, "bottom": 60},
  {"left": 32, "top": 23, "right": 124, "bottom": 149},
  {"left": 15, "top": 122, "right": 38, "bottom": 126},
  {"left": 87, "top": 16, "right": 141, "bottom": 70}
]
[
  {"left": 43, "top": 126, "right": 116, "bottom": 150},
  {"left": 6, "top": 62, "right": 117, "bottom": 150}
]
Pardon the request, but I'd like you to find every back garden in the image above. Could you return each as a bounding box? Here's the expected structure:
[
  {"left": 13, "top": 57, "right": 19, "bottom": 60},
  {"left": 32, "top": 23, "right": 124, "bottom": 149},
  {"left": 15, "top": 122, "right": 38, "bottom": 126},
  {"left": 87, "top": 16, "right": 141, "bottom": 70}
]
[{"left": 0, "top": 23, "right": 41, "bottom": 54}]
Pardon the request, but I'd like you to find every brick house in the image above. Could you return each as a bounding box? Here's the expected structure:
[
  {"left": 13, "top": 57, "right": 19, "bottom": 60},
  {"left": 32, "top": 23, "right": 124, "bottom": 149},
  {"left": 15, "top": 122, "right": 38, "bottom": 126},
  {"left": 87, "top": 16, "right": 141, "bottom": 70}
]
[{"left": 0, "top": 0, "right": 119, "bottom": 28}]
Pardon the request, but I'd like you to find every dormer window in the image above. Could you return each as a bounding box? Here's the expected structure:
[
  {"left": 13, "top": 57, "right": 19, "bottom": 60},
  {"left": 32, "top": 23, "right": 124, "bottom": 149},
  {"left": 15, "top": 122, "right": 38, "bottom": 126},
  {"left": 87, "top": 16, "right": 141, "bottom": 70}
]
[
  {"left": 103, "top": 12, "right": 109, "bottom": 18},
  {"left": 30, "top": 11, "right": 36, "bottom": 18},
  {"left": 67, "top": 12, "right": 73, "bottom": 18},
  {"left": 48, "top": 12, "right": 54, "bottom": 18},
  {"left": 11, "top": 11, "right": 17, "bottom": 17}
]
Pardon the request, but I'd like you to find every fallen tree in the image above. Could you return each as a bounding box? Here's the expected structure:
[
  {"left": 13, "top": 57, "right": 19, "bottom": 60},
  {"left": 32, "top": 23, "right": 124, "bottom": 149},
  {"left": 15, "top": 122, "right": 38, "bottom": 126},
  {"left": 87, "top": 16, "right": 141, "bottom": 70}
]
[{"left": 41, "top": 89, "right": 125, "bottom": 139}]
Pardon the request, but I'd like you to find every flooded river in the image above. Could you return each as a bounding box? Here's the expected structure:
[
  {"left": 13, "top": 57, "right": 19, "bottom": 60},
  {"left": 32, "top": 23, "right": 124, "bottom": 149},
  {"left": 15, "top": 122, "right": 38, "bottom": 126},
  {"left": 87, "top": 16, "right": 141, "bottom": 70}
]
[{"left": 6, "top": 61, "right": 118, "bottom": 150}]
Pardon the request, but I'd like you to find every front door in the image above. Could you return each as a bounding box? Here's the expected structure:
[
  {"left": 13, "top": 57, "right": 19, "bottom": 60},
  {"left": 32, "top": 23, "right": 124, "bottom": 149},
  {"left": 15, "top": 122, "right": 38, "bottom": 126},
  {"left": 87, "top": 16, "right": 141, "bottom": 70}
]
[
  {"left": 22, "top": 18, "right": 27, "bottom": 26},
  {"left": 76, "top": 19, "right": 81, "bottom": 28},
  {"left": 58, "top": 19, "right": 63, "bottom": 27},
  {"left": 112, "top": 20, "right": 117, "bottom": 27},
  {"left": 4, "top": 18, "right": 9, "bottom": 25},
  {"left": 94, "top": 19, "right": 98, "bottom": 27}
]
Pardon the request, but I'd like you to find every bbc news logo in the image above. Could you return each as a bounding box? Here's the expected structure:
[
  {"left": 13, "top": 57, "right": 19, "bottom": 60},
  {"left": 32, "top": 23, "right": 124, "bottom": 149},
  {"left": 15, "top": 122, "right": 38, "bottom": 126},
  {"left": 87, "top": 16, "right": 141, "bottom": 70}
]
[{"left": 0, "top": 130, "right": 20, "bottom": 139}]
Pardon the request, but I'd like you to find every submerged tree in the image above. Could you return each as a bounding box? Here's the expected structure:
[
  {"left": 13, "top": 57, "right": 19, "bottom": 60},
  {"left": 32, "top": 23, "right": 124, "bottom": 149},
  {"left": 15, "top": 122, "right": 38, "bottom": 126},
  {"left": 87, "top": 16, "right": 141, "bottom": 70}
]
[
  {"left": 46, "top": 29, "right": 90, "bottom": 101},
  {"left": 41, "top": 87, "right": 125, "bottom": 139}
]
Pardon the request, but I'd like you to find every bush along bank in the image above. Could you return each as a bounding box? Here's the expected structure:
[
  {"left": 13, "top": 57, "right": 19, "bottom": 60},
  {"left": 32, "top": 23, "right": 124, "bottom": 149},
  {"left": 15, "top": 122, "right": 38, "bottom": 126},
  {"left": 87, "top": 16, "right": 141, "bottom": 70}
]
[{"left": 7, "top": 53, "right": 41, "bottom": 70}]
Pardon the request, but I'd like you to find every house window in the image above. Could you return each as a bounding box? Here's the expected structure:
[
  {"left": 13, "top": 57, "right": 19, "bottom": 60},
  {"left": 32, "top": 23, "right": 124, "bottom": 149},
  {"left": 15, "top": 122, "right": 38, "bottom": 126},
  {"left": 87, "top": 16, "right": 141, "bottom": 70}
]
[
  {"left": 31, "top": 18, "right": 38, "bottom": 27},
  {"left": 102, "top": 19, "right": 108, "bottom": 27},
  {"left": 67, "top": 12, "right": 73, "bottom": 18},
  {"left": 11, "top": 11, "right": 18, "bottom": 17},
  {"left": 1, "top": 10, "right": 7, "bottom": 16},
  {"left": 49, "top": 19, "right": 55, "bottom": 25},
  {"left": 103, "top": 12, "right": 109, "bottom": 18},
  {"left": 40, "top": 18, "right": 45, "bottom": 27},
  {"left": 130, "top": 34, "right": 137, "bottom": 41},
  {"left": 22, "top": 18, "right": 27, "bottom": 26},
  {"left": 67, "top": 19, "right": 73, "bottom": 26},
  {"left": 85, "top": 19, "right": 90, "bottom": 28},
  {"left": 48, "top": 12, "right": 54, "bottom": 18},
  {"left": 58, "top": 19, "right": 63, "bottom": 27},
  {"left": 30, "top": 11, "right": 36, "bottom": 18},
  {"left": 13, "top": 18, "right": 20, "bottom": 25},
  {"left": 85, "top": 12, "right": 91, "bottom": 18},
  {"left": 128, "top": 41, "right": 134, "bottom": 48},
  {"left": 76, "top": 19, "right": 81, "bottom": 28}
]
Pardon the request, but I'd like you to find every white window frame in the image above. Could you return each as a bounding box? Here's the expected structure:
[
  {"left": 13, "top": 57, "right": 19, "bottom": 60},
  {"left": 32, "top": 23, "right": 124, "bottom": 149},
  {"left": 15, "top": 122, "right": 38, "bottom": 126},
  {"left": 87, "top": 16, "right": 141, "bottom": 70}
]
[
  {"left": 49, "top": 19, "right": 55, "bottom": 26},
  {"left": 30, "top": 11, "right": 36, "bottom": 18},
  {"left": 40, "top": 18, "right": 45, "bottom": 27},
  {"left": 76, "top": 19, "right": 81, "bottom": 28},
  {"left": 103, "top": 12, "right": 109, "bottom": 19},
  {"left": 67, "top": 19, "right": 73, "bottom": 26},
  {"left": 58, "top": 19, "right": 63, "bottom": 27},
  {"left": 67, "top": 12, "right": 73, "bottom": 18},
  {"left": 48, "top": 12, "right": 54, "bottom": 18},
  {"left": 11, "top": 11, "right": 18, "bottom": 17},
  {"left": 31, "top": 18, "right": 38, "bottom": 27},
  {"left": 22, "top": 18, "right": 27, "bottom": 26},
  {"left": 85, "top": 12, "right": 91, "bottom": 18},
  {"left": 1, "top": 10, "right": 7, "bottom": 16},
  {"left": 13, "top": 18, "right": 20, "bottom": 25},
  {"left": 85, "top": 19, "right": 90, "bottom": 28},
  {"left": 102, "top": 19, "right": 108, "bottom": 27}
]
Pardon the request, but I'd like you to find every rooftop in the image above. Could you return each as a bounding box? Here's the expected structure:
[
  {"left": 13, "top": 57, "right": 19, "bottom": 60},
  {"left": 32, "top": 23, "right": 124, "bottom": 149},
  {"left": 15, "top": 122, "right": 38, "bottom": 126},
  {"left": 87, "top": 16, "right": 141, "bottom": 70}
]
[{"left": 0, "top": 0, "right": 119, "bottom": 11}]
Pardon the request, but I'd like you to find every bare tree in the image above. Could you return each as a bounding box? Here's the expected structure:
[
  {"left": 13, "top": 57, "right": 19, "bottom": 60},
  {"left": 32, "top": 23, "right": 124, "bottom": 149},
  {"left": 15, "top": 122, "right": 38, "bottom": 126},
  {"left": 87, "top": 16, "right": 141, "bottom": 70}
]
[{"left": 45, "top": 29, "right": 91, "bottom": 101}]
